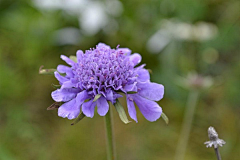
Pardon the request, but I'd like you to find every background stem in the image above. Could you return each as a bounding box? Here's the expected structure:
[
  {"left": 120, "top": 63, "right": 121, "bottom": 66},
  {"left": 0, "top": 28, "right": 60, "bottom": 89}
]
[
  {"left": 175, "top": 90, "right": 199, "bottom": 160},
  {"left": 104, "top": 108, "right": 116, "bottom": 160},
  {"left": 214, "top": 147, "right": 222, "bottom": 160}
]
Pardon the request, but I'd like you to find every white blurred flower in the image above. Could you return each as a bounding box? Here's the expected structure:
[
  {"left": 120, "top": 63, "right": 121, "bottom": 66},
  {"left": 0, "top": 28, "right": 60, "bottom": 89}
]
[
  {"left": 147, "top": 19, "right": 218, "bottom": 53},
  {"left": 193, "top": 22, "right": 218, "bottom": 41},
  {"left": 52, "top": 27, "right": 81, "bottom": 45},
  {"left": 33, "top": 0, "right": 123, "bottom": 35},
  {"left": 105, "top": 0, "right": 123, "bottom": 16},
  {"left": 79, "top": 2, "right": 108, "bottom": 35},
  {"left": 62, "top": 0, "right": 88, "bottom": 15},
  {"left": 175, "top": 72, "right": 213, "bottom": 90},
  {"left": 204, "top": 126, "right": 226, "bottom": 148},
  {"left": 33, "top": 0, "right": 63, "bottom": 9},
  {"left": 146, "top": 30, "right": 170, "bottom": 54}
]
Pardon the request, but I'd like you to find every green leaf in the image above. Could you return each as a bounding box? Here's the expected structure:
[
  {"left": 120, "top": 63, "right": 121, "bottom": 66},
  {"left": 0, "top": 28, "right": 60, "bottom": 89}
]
[
  {"left": 147, "top": 69, "right": 153, "bottom": 74},
  {"left": 69, "top": 56, "right": 77, "bottom": 62},
  {"left": 51, "top": 84, "right": 61, "bottom": 89},
  {"left": 39, "top": 65, "right": 56, "bottom": 75},
  {"left": 71, "top": 112, "right": 86, "bottom": 125},
  {"left": 114, "top": 99, "right": 131, "bottom": 124},
  {"left": 93, "top": 94, "right": 101, "bottom": 102},
  {"left": 127, "top": 91, "right": 137, "bottom": 94},
  {"left": 84, "top": 99, "right": 91, "bottom": 102},
  {"left": 161, "top": 112, "right": 169, "bottom": 124}
]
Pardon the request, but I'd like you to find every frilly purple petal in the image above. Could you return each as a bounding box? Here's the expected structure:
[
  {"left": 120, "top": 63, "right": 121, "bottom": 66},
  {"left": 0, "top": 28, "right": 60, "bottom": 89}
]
[
  {"left": 57, "top": 65, "right": 74, "bottom": 78},
  {"left": 136, "top": 68, "right": 150, "bottom": 82},
  {"left": 76, "top": 90, "right": 91, "bottom": 105},
  {"left": 76, "top": 50, "right": 84, "bottom": 63},
  {"left": 126, "top": 95, "right": 138, "bottom": 122},
  {"left": 96, "top": 43, "right": 111, "bottom": 50},
  {"left": 105, "top": 89, "right": 113, "bottom": 102},
  {"left": 117, "top": 48, "right": 132, "bottom": 55},
  {"left": 57, "top": 65, "right": 71, "bottom": 73},
  {"left": 129, "top": 53, "right": 142, "bottom": 66},
  {"left": 61, "top": 80, "right": 77, "bottom": 89},
  {"left": 123, "top": 82, "right": 137, "bottom": 92},
  {"left": 58, "top": 98, "right": 80, "bottom": 120},
  {"left": 60, "top": 55, "right": 75, "bottom": 66},
  {"left": 137, "top": 82, "right": 164, "bottom": 101},
  {"left": 51, "top": 88, "right": 80, "bottom": 102},
  {"left": 97, "top": 97, "right": 109, "bottom": 116},
  {"left": 54, "top": 71, "right": 69, "bottom": 84},
  {"left": 131, "top": 94, "right": 162, "bottom": 122},
  {"left": 82, "top": 99, "right": 96, "bottom": 118}
]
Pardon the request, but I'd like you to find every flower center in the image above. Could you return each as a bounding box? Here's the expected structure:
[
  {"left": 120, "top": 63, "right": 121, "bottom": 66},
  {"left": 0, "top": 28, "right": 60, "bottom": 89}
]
[{"left": 73, "top": 48, "right": 136, "bottom": 96}]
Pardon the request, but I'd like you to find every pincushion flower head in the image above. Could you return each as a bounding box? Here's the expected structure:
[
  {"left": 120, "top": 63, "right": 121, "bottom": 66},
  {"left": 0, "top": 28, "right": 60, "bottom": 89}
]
[{"left": 45, "top": 43, "right": 165, "bottom": 123}]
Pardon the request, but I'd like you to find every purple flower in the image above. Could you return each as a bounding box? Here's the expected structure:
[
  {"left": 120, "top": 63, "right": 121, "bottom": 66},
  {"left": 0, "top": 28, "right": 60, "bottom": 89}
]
[{"left": 51, "top": 43, "right": 164, "bottom": 122}]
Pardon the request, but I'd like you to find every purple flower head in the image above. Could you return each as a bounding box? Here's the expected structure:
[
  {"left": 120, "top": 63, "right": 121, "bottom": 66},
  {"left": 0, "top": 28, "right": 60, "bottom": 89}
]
[{"left": 51, "top": 43, "right": 164, "bottom": 122}]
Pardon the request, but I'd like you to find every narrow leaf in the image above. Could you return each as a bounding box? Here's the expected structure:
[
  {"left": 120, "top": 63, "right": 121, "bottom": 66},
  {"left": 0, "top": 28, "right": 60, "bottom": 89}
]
[
  {"left": 93, "top": 94, "right": 101, "bottom": 102},
  {"left": 84, "top": 99, "right": 91, "bottom": 102},
  {"left": 161, "top": 112, "right": 169, "bottom": 124},
  {"left": 51, "top": 84, "right": 61, "bottom": 89},
  {"left": 47, "top": 102, "right": 61, "bottom": 110},
  {"left": 39, "top": 65, "right": 56, "bottom": 75},
  {"left": 147, "top": 69, "right": 153, "bottom": 74},
  {"left": 127, "top": 91, "right": 137, "bottom": 94},
  {"left": 114, "top": 100, "right": 131, "bottom": 124},
  {"left": 71, "top": 112, "right": 86, "bottom": 125},
  {"left": 69, "top": 56, "right": 77, "bottom": 62}
]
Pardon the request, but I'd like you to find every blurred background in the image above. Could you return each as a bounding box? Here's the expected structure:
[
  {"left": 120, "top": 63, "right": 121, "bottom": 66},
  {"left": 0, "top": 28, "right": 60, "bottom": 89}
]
[{"left": 0, "top": 0, "right": 240, "bottom": 159}]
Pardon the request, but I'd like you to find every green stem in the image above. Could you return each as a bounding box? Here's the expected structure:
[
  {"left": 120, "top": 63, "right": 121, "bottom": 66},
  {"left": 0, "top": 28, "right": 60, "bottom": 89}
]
[
  {"left": 104, "top": 108, "right": 116, "bottom": 160},
  {"left": 175, "top": 90, "right": 199, "bottom": 160}
]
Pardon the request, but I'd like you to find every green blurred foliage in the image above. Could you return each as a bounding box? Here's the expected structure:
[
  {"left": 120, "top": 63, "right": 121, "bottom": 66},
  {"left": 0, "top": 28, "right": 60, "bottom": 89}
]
[{"left": 0, "top": 0, "right": 239, "bottom": 159}]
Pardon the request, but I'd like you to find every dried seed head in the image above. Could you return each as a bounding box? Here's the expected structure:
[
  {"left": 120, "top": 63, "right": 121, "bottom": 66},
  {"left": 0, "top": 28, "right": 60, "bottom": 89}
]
[{"left": 204, "top": 126, "right": 226, "bottom": 148}]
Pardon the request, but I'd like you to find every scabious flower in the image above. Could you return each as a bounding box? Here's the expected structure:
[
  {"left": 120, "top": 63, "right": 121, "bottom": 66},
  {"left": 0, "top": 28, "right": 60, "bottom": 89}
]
[{"left": 51, "top": 43, "right": 164, "bottom": 122}]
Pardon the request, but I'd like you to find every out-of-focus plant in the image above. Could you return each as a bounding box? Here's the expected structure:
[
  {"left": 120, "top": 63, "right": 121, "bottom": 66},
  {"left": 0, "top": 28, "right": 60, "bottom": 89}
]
[{"left": 174, "top": 73, "right": 213, "bottom": 160}]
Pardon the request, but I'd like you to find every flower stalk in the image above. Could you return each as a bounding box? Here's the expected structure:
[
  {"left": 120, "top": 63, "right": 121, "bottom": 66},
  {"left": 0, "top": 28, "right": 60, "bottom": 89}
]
[
  {"left": 175, "top": 90, "right": 199, "bottom": 160},
  {"left": 104, "top": 108, "right": 116, "bottom": 160},
  {"left": 214, "top": 147, "right": 221, "bottom": 160}
]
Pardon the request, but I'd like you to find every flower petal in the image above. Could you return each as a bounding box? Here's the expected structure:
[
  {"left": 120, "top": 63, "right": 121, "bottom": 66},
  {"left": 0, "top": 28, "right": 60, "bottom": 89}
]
[
  {"left": 112, "top": 92, "right": 123, "bottom": 104},
  {"left": 136, "top": 68, "right": 150, "bottom": 82},
  {"left": 82, "top": 99, "right": 96, "bottom": 118},
  {"left": 117, "top": 48, "right": 131, "bottom": 55},
  {"left": 126, "top": 95, "right": 138, "bottom": 122},
  {"left": 97, "top": 97, "right": 109, "bottom": 116},
  {"left": 54, "top": 71, "right": 69, "bottom": 84},
  {"left": 57, "top": 65, "right": 71, "bottom": 73},
  {"left": 105, "top": 89, "right": 113, "bottom": 102},
  {"left": 51, "top": 88, "right": 80, "bottom": 102},
  {"left": 131, "top": 94, "right": 162, "bottom": 122},
  {"left": 97, "top": 43, "right": 111, "bottom": 50},
  {"left": 58, "top": 98, "right": 80, "bottom": 119},
  {"left": 61, "top": 80, "right": 76, "bottom": 88},
  {"left": 129, "top": 53, "right": 142, "bottom": 66},
  {"left": 57, "top": 65, "right": 74, "bottom": 78},
  {"left": 76, "top": 50, "right": 84, "bottom": 63},
  {"left": 60, "top": 55, "right": 75, "bottom": 66},
  {"left": 137, "top": 82, "right": 164, "bottom": 101},
  {"left": 123, "top": 82, "right": 137, "bottom": 92},
  {"left": 76, "top": 90, "right": 91, "bottom": 105}
]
